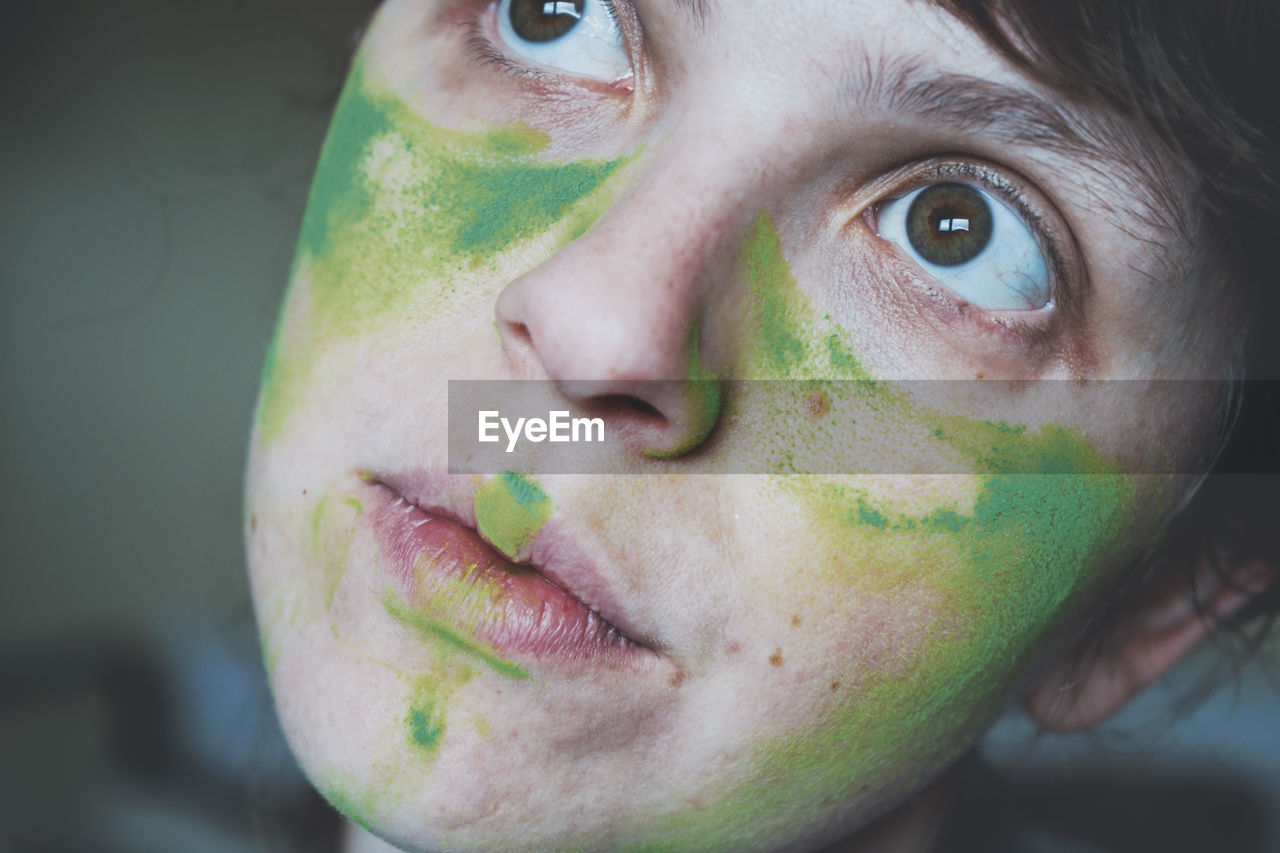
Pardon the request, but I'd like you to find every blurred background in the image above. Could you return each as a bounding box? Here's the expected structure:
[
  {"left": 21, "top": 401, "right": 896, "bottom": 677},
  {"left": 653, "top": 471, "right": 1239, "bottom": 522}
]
[{"left": 1, "top": 2, "right": 1277, "bottom": 851}]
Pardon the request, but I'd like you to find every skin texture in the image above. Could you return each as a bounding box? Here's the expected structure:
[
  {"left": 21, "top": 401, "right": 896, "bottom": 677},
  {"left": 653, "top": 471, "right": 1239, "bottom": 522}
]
[{"left": 245, "top": 1, "right": 1238, "bottom": 850}]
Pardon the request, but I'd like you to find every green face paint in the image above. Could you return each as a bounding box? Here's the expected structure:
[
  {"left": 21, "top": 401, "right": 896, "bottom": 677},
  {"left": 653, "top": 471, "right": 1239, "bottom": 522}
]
[
  {"left": 473, "top": 471, "right": 554, "bottom": 560},
  {"left": 645, "top": 324, "right": 723, "bottom": 459},
  {"left": 256, "top": 56, "right": 638, "bottom": 442},
  {"left": 319, "top": 769, "right": 398, "bottom": 835},
  {"left": 310, "top": 492, "right": 361, "bottom": 611},
  {"left": 629, "top": 212, "right": 1140, "bottom": 848},
  {"left": 406, "top": 677, "right": 448, "bottom": 755},
  {"left": 384, "top": 595, "right": 531, "bottom": 682},
  {"left": 744, "top": 211, "right": 813, "bottom": 377}
]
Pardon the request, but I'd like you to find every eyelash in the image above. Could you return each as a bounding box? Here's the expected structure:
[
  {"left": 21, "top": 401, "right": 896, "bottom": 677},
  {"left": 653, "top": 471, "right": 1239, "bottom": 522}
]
[
  {"left": 464, "top": 0, "right": 630, "bottom": 83},
  {"left": 866, "top": 159, "right": 1073, "bottom": 339},
  {"left": 455, "top": 11, "right": 1075, "bottom": 353}
]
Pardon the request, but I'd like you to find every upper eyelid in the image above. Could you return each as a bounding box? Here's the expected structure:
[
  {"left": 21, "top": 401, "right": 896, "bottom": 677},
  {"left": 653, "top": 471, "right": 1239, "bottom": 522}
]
[
  {"left": 471, "top": 0, "right": 638, "bottom": 83},
  {"left": 870, "top": 161, "right": 1070, "bottom": 297},
  {"left": 865, "top": 161, "right": 1073, "bottom": 311}
]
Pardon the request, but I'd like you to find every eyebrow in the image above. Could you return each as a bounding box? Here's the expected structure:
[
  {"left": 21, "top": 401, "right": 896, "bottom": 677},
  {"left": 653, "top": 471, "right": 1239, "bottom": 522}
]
[
  {"left": 858, "top": 60, "right": 1186, "bottom": 241},
  {"left": 668, "top": 3, "right": 1187, "bottom": 262},
  {"left": 873, "top": 67, "right": 1132, "bottom": 172},
  {"left": 673, "top": 0, "right": 711, "bottom": 26}
]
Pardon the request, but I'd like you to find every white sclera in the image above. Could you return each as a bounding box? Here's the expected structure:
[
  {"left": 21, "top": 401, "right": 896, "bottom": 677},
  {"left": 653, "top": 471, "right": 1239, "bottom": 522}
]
[
  {"left": 877, "top": 184, "right": 1051, "bottom": 310},
  {"left": 496, "top": 0, "right": 631, "bottom": 83}
]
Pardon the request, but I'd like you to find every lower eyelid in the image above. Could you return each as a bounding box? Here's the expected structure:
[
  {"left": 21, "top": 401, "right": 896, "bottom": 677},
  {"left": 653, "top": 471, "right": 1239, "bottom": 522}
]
[
  {"left": 476, "top": 0, "right": 635, "bottom": 87},
  {"left": 859, "top": 216, "right": 1064, "bottom": 353},
  {"left": 463, "top": 10, "right": 551, "bottom": 81}
]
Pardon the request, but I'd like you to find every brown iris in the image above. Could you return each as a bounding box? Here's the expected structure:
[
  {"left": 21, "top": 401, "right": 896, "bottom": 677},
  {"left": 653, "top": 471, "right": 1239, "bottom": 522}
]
[
  {"left": 905, "top": 183, "right": 993, "bottom": 267},
  {"left": 508, "top": 0, "right": 585, "bottom": 43}
]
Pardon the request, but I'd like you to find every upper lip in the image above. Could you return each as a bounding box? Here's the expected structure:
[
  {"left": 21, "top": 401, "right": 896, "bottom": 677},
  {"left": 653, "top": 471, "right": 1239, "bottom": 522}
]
[{"left": 363, "top": 468, "right": 657, "bottom": 654}]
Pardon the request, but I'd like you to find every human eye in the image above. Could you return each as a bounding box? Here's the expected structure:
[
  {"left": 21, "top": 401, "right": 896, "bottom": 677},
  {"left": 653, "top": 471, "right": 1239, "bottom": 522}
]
[
  {"left": 874, "top": 180, "right": 1051, "bottom": 311},
  {"left": 492, "top": 0, "right": 632, "bottom": 83}
]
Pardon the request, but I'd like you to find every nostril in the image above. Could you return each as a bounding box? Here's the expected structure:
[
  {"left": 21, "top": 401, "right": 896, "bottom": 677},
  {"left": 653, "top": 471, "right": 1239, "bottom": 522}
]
[
  {"left": 590, "top": 394, "right": 665, "bottom": 423},
  {"left": 616, "top": 395, "right": 662, "bottom": 418},
  {"left": 506, "top": 321, "right": 534, "bottom": 348}
]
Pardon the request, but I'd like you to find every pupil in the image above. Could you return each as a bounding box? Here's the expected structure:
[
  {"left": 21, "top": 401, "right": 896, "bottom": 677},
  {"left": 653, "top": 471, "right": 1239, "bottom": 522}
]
[
  {"left": 905, "top": 183, "right": 994, "bottom": 267},
  {"left": 509, "top": 0, "right": 586, "bottom": 43}
]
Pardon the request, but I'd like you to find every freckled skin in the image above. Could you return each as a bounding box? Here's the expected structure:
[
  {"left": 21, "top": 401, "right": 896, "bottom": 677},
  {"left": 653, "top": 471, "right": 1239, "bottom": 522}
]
[
  {"left": 589, "top": 214, "right": 1137, "bottom": 846},
  {"left": 244, "top": 2, "right": 1228, "bottom": 850}
]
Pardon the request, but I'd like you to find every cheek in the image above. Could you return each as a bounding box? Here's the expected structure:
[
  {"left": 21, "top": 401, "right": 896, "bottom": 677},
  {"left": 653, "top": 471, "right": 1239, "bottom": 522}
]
[
  {"left": 656, "top": 214, "right": 1143, "bottom": 831},
  {"left": 677, "top": 466, "right": 1135, "bottom": 837},
  {"left": 255, "top": 56, "right": 636, "bottom": 444}
]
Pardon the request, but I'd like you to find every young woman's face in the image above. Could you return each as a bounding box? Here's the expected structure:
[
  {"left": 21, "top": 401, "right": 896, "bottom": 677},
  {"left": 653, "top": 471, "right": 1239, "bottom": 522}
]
[{"left": 246, "top": 0, "right": 1237, "bottom": 849}]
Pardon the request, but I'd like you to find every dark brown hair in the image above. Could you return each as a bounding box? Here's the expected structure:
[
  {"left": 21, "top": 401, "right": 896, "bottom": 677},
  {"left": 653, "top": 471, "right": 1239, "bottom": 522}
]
[{"left": 935, "top": 0, "right": 1280, "bottom": 648}]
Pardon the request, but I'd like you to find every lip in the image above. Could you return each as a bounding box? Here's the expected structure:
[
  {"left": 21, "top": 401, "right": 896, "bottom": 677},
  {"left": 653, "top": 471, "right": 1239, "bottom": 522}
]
[{"left": 363, "top": 471, "right": 655, "bottom": 673}]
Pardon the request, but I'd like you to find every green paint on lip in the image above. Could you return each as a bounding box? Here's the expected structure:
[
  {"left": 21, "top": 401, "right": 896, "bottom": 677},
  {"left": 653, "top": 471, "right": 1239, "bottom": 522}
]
[
  {"left": 384, "top": 595, "right": 531, "bottom": 681},
  {"left": 255, "top": 55, "right": 639, "bottom": 443},
  {"left": 473, "top": 471, "right": 554, "bottom": 560}
]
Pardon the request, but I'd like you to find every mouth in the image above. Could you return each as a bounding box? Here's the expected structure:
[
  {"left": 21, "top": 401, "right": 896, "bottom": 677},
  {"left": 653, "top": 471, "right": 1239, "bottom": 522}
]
[{"left": 364, "top": 473, "right": 653, "bottom": 674}]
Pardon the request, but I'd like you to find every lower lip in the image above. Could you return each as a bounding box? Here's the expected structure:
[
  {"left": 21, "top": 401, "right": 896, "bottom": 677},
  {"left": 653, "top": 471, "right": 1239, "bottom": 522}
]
[{"left": 369, "top": 483, "right": 642, "bottom": 670}]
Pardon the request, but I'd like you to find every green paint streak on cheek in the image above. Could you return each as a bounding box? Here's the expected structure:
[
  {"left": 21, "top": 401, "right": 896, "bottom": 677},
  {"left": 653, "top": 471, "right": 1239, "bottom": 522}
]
[
  {"left": 474, "top": 471, "right": 553, "bottom": 559},
  {"left": 826, "top": 333, "right": 866, "bottom": 377},
  {"left": 743, "top": 211, "right": 809, "bottom": 376},
  {"left": 308, "top": 492, "right": 362, "bottom": 611},
  {"left": 255, "top": 57, "right": 637, "bottom": 443},
  {"left": 647, "top": 213, "right": 1138, "bottom": 845},
  {"left": 742, "top": 210, "right": 873, "bottom": 381},
  {"left": 736, "top": 447, "right": 1132, "bottom": 836}
]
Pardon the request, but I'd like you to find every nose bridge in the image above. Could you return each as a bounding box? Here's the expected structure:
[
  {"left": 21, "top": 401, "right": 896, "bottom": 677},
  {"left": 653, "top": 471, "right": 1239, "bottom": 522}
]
[
  {"left": 587, "top": 119, "right": 766, "bottom": 297},
  {"left": 501, "top": 120, "right": 771, "bottom": 380},
  {"left": 491, "top": 117, "right": 782, "bottom": 458}
]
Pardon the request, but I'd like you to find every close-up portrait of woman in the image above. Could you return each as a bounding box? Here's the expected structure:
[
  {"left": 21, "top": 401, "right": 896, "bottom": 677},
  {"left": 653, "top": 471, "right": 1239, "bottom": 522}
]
[
  {"left": 243, "top": 0, "right": 1280, "bottom": 849},
  {"left": 2, "top": 1, "right": 1278, "bottom": 852}
]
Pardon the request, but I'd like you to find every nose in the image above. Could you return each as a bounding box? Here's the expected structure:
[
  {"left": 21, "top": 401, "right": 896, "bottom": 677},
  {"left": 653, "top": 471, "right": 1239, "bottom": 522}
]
[{"left": 495, "top": 157, "right": 731, "bottom": 459}]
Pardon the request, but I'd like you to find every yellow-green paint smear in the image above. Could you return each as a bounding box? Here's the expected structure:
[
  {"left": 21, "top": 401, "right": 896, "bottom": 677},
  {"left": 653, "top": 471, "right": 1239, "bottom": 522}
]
[
  {"left": 406, "top": 677, "right": 447, "bottom": 756},
  {"left": 474, "top": 471, "right": 554, "bottom": 560},
  {"left": 384, "top": 595, "right": 530, "bottom": 681},
  {"left": 256, "top": 55, "right": 637, "bottom": 442},
  {"left": 623, "top": 212, "right": 1139, "bottom": 850},
  {"left": 645, "top": 325, "right": 723, "bottom": 458},
  {"left": 744, "top": 211, "right": 814, "bottom": 377}
]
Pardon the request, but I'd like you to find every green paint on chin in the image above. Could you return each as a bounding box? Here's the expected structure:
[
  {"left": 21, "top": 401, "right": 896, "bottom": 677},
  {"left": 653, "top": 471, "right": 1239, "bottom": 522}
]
[
  {"left": 473, "top": 471, "right": 554, "bottom": 560},
  {"left": 406, "top": 678, "right": 447, "bottom": 754},
  {"left": 255, "top": 56, "right": 637, "bottom": 443},
  {"left": 319, "top": 771, "right": 390, "bottom": 835}
]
